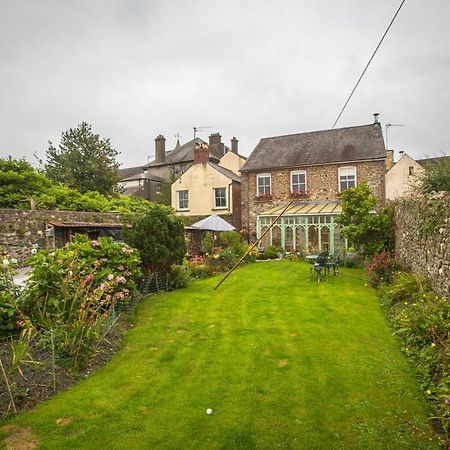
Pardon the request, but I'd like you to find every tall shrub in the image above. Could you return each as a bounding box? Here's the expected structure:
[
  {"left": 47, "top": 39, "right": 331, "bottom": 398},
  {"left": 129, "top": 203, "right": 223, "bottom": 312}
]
[
  {"left": 123, "top": 204, "right": 186, "bottom": 274},
  {"left": 336, "top": 181, "right": 394, "bottom": 256}
]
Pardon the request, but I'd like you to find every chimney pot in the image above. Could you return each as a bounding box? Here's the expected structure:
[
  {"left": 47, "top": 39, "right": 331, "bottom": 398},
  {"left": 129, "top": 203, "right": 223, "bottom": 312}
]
[{"left": 373, "top": 113, "right": 380, "bottom": 124}]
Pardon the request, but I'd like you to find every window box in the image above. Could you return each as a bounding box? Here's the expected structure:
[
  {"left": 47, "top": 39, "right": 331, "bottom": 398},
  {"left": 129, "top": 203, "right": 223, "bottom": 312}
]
[
  {"left": 289, "top": 190, "right": 308, "bottom": 199},
  {"left": 254, "top": 192, "right": 272, "bottom": 201}
]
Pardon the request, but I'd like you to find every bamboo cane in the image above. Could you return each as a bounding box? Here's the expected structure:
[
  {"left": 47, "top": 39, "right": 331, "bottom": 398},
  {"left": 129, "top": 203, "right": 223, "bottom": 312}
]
[
  {"left": 214, "top": 200, "right": 294, "bottom": 290},
  {"left": 0, "top": 358, "right": 17, "bottom": 415}
]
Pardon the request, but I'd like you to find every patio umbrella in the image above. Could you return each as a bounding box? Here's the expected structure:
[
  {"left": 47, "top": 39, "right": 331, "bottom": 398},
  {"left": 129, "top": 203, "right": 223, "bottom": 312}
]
[{"left": 188, "top": 214, "right": 235, "bottom": 231}]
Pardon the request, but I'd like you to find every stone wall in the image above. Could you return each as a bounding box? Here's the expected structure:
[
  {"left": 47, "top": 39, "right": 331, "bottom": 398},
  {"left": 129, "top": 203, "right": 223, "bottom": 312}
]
[
  {"left": 394, "top": 192, "right": 450, "bottom": 298},
  {"left": 0, "top": 209, "right": 122, "bottom": 267},
  {"left": 241, "top": 160, "right": 386, "bottom": 238}
]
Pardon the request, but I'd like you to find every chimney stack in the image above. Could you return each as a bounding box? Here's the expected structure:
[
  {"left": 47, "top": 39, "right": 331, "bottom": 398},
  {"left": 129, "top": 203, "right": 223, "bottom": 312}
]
[
  {"left": 155, "top": 135, "right": 166, "bottom": 164},
  {"left": 399, "top": 150, "right": 404, "bottom": 157},
  {"left": 373, "top": 112, "right": 380, "bottom": 124},
  {"left": 208, "top": 132, "right": 225, "bottom": 157},
  {"left": 385, "top": 149, "right": 394, "bottom": 171},
  {"left": 194, "top": 143, "right": 209, "bottom": 165},
  {"left": 231, "top": 137, "right": 238, "bottom": 154}
]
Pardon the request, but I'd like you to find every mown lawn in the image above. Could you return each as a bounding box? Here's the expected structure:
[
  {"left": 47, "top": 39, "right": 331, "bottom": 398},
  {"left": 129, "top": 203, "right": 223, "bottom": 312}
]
[{"left": 0, "top": 261, "right": 440, "bottom": 449}]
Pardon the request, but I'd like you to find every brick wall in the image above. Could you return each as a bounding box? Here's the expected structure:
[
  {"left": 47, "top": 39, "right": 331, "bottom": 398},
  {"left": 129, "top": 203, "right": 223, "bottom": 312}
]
[
  {"left": 241, "top": 160, "right": 385, "bottom": 238},
  {"left": 394, "top": 192, "right": 450, "bottom": 298},
  {"left": 0, "top": 209, "right": 122, "bottom": 267}
]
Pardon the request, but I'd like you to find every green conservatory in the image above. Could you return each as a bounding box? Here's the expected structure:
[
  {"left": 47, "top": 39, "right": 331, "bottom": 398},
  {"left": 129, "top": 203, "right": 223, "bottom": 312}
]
[{"left": 256, "top": 201, "right": 347, "bottom": 253}]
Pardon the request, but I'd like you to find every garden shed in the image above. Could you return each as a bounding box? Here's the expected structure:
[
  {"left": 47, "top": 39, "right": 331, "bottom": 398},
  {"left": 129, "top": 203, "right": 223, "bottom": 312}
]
[{"left": 45, "top": 220, "right": 125, "bottom": 248}]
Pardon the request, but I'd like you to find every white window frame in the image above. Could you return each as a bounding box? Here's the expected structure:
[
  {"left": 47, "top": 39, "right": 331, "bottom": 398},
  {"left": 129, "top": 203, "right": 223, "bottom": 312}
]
[
  {"left": 290, "top": 170, "right": 307, "bottom": 193},
  {"left": 338, "top": 166, "right": 357, "bottom": 192},
  {"left": 213, "top": 187, "right": 227, "bottom": 209},
  {"left": 256, "top": 173, "right": 272, "bottom": 196},
  {"left": 177, "top": 190, "right": 189, "bottom": 210}
]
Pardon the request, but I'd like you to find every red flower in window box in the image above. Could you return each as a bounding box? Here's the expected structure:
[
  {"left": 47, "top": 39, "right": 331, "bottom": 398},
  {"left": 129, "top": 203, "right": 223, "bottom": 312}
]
[
  {"left": 255, "top": 192, "right": 272, "bottom": 200},
  {"left": 289, "top": 190, "right": 307, "bottom": 198}
]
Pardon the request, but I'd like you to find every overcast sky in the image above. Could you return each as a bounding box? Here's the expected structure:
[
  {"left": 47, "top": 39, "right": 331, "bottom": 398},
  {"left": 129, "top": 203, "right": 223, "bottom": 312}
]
[{"left": 1, "top": 0, "right": 449, "bottom": 168}]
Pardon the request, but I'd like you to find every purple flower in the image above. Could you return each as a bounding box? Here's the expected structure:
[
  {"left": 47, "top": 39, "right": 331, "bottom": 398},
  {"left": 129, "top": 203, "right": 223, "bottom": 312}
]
[{"left": 446, "top": 397, "right": 450, "bottom": 404}]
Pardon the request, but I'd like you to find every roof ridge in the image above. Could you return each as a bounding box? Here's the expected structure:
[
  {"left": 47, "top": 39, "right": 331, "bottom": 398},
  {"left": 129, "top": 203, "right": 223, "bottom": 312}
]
[{"left": 260, "top": 123, "right": 378, "bottom": 141}]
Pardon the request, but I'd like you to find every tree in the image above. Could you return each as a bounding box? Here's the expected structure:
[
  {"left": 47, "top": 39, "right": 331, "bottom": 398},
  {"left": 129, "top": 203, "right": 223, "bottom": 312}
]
[
  {"left": 418, "top": 156, "right": 450, "bottom": 193},
  {"left": 0, "top": 158, "right": 51, "bottom": 208},
  {"left": 336, "top": 182, "right": 394, "bottom": 257},
  {"left": 45, "top": 122, "right": 121, "bottom": 195},
  {"left": 122, "top": 204, "right": 187, "bottom": 273}
]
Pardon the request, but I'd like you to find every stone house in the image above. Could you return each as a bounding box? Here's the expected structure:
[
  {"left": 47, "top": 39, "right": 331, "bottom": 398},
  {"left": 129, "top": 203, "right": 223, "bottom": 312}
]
[
  {"left": 171, "top": 140, "right": 246, "bottom": 229},
  {"left": 240, "top": 116, "right": 387, "bottom": 253}
]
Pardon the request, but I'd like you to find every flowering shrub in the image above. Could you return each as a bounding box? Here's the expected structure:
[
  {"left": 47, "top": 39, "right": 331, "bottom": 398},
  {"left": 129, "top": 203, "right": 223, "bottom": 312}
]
[
  {"left": 0, "top": 258, "right": 20, "bottom": 336},
  {"left": 378, "top": 272, "right": 450, "bottom": 441},
  {"left": 22, "top": 235, "right": 141, "bottom": 320},
  {"left": 17, "top": 235, "right": 141, "bottom": 369},
  {"left": 365, "top": 250, "right": 398, "bottom": 287}
]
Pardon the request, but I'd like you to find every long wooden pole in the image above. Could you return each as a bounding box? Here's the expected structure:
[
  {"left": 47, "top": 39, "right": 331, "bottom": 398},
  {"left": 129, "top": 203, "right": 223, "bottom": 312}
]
[{"left": 214, "top": 200, "right": 293, "bottom": 290}]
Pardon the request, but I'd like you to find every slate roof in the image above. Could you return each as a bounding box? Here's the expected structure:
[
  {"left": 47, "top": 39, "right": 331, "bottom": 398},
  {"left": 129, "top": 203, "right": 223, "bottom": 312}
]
[
  {"left": 121, "top": 172, "right": 165, "bottom": 182},
  {"left": 208, "top": 162, "right": 241, "bottom": 183},
  {"left": 241, "top": 123, "right": 386, "bottom": 172},
  {"left": 117, "top": 165, "right": 145, "bottom": 179},
  {"left": 147, "top": 138, "right": 225, "bottom": 167}
]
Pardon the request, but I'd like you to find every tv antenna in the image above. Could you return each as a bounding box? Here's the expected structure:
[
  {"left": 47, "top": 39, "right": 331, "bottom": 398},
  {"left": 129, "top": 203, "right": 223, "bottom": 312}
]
[
  {"left": 385, "top": 123, "right": 404, "bottom": 149},
  {"left": 193, "top": 126, "right": 212, "bottom": 138}
]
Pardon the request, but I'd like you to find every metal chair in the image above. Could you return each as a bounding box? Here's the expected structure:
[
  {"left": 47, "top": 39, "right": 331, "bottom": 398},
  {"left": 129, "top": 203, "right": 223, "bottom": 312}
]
[
  {"left": 327, "top": 249, "right": 341, "bottom": 275},
  {"left": 311, "top": 250, "right": 329, "bottom": 282}
]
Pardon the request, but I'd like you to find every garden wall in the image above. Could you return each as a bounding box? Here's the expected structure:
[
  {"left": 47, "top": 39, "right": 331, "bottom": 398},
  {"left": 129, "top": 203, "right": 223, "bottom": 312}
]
[
  {"left": 394, "top": 192, "right": 450, "bottom": 298},
  {"left": 0, "top": 209, "right": 122, "bottom": 267}
]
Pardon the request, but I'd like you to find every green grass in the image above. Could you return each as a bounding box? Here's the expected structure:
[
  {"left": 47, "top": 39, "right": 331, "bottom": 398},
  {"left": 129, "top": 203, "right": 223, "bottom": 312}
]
[{"left": 0, "top": 261, "right": 440, "bottom": 449}]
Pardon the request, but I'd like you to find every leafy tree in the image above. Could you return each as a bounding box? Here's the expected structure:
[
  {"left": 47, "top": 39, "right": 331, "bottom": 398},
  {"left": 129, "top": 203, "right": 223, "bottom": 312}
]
[
  {"left": 45, "top": 122, "right": 121, "bottom": 195},
  {"left": 418, "top": 156, "right": 450, "bottom": 193},
  {"left": 123, "top": 204, "right": 186, "bottom": 273},
  {"left": 0, "top": 158, "right": 51, "bottom": 208},
  {"left": 336, "top": 182, "right": 394, "bottom": 257}
]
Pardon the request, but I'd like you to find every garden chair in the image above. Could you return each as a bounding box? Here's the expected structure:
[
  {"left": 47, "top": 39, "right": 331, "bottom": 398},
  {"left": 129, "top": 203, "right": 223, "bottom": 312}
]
[
  {"left": 327, "top": 249, "right": 340, "bottom": 275},
  {"left": 310, "top": 250, "right": 329, "bottom": 282}
]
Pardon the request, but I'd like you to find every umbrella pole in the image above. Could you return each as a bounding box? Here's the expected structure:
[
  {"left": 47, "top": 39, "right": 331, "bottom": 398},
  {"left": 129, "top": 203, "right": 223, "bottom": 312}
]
[{"left": 214, "top": 200, "right": 293, "bottom": 290}]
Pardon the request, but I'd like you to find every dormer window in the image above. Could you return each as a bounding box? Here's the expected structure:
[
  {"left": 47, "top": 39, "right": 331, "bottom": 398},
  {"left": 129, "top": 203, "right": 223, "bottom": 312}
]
[{"left": 338, "top": 166, "right": 356, "bottom": 192}]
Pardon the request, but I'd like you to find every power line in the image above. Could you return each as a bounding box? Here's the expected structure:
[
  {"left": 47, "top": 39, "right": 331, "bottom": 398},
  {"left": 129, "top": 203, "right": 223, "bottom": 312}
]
[{"left": 332, "top": 0, "right": 407, "bottom": 129}]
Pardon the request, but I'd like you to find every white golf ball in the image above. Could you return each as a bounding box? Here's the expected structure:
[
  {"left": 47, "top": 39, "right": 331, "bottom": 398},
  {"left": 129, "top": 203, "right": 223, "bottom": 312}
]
[{"left": 206, "top": 408, "right": 213, "bottom": 415}]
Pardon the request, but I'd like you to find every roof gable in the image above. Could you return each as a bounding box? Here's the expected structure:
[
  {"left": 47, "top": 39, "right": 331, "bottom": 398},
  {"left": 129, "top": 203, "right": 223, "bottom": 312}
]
[{"left": 241, "top": 123, "right": 386, "bottom": 172}]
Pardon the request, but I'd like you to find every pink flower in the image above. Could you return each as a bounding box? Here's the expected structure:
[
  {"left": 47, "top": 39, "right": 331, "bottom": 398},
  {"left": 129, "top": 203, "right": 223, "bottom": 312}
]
[
  {"left": 116, "top": 276, "right": 126, "bottom": 284},
  {"left": 85, "top": 274, "right": 94, "bottom": 283},
  {"left": 91, "top": 240, "right": 100, "bottom": 247},
  {"left": 57, "top": 259, "right": 64, "bottom": 265},
  {"left": 99, "top": 283, "right": 106, "bottom": 290},
  {"left": 107, "top": 273, "right": 114, "bottom": 280}
]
